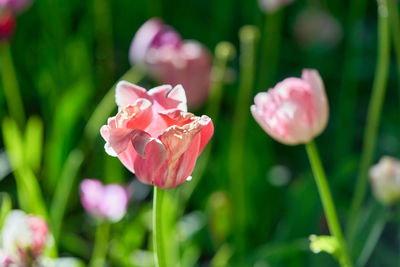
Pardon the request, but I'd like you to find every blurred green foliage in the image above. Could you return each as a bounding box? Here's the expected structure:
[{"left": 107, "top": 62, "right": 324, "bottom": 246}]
[{"left": 1, "top": 0, "right": 400, "bottom": 266}]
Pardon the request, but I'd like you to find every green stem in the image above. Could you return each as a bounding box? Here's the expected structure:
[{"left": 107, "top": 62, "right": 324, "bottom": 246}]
[
  {"left": 258, "top": 9, "right": 283, "bottom": 89},
  {"left": 50, "top": 150, "right": 84, "bottom": 243},
  {"left": 153, "top": 187, "right": 166, "bottom": 267},
  {"left": 89, "top": 221, "right": 110, "bottom": 267},
  {"left": 305, "top": 141, "right": 353, "bottom": 267},
  {"left": 229, "top": 25, "right": 259, "bottom": 257},
  {"left": 334, "top": 0, "right": 368, "bottom": 159},
  {"left": 177, "top": 41, "right": 236, "bottom": 206},
  {"left": 387, "top": 0, "right": 400, "bottom": 115},
  {"left": 92, "top": 0, "right": 115, "bottom": 87},
  {"left": 348, "top": 0, "right": 390, "bottom": 239},
  {"left": 0, "top": 43, "right": 26, "bottom": 129}
]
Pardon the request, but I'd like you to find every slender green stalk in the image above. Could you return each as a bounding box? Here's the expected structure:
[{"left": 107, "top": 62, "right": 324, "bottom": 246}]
[
  {"left": 334, "top": 0, "right": 368, "bottom": 159},
  {"left": 50, "top": 150, "right": 84, "bottom": 242},
  {"left": 387, "top": 0, "right": 400, "bottom": 111},
  {"left": 0, "top": 43, "right": 26, "bottom": 129},
  {"left": 305, "top": 141, "right": 353, "bottom": 267},
  {"left": 348, "top": 0, "right": 390, "bottom": 239},
  {"left": 89, "top": 221, "right": 110, "bottom": 267},
  {"left": 177, "top": 41, "right": 236, "bottom": 206},
  {"left": 92, "top": 0, "right": 115, "bottom": 87},
  {"left": 228, "top": 25, "right": 259, "bottom": 257},
  {"left": 153, "top": 187, "right": 166, "bottom": 267},
  {"left": 258, "top": 9, "right": 283, "bottom": 89}
]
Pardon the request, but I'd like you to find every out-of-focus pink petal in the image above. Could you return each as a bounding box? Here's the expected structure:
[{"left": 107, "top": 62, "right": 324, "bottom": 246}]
[
  {"left": 133, "top": 138, "right": 167, "bottom": 186},
  {"left": 301, "top": 69, "right": 329, "bottom": 134},
  {"left": 129, "top": 18, "right": 165, "bottom": 65},
  {"left": 0, "top": 10, "right": 15, "bottom": 42},
  {"left": 27, "top": 216, "right": 48, "bottom": 256},
  {"left": 115, "top": 81, "right": 150, "bottom": 109},
  {"left": 99, "top": 185, "right": 129, "bottom": 222},
  {"left": 80, "top": 179, "right": 103, "bottom": 215}
]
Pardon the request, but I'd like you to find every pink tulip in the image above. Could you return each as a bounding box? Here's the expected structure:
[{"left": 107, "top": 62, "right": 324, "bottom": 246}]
[
  {"left": 0, "top": 10, "right": 15, "bottom": 42},
  {"left": 251, "top": 69, "right": 328, "bottom": 145},
  {"left": 129, "top": 18, "right": 181, "bottom": 65},
  {"left": 129, "top": 19, "right": 213, "bottom": 109},
  {"left": 100, "top": 81, "right": 214, "bottom": 189},
  {"left": 146, "top": 41, "right": 213, "bottom": 108},
  {"left": 0, "top": 0, "right": 33, "bottom": 14},
  {"left": 79, "top": 179, "right": 129, "bottom": 222},
  {"left": 258, "top": 0, "right": 293, "bottom": 13}
]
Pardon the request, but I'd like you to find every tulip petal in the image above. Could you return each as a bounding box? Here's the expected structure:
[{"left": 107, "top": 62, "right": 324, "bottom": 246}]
[
  {"left": 133, "top": 138, "right": 167, "bottom": 186},
  {"left": 157, "top": 113, "right": 211, "bottom": 188},
  {"left": 115, "top": 81, "right": 150, "bottom": 109},
  {"left": 148, "top": 84, "right": 187, "bottom": 111}
]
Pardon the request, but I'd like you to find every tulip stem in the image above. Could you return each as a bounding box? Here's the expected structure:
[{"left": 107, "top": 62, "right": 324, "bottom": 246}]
[
  {"left": 348, "top": 0, "right": 390, "bottom": 241},
  {"left": 258, "top": 9, "right": 284, "bottom": 89},
  {"left": 153, "top": 187, "right": 166, "bottom": 267},
  {"left": 177, "top": 41, "right": 236, "bottom": 206},
  {"left": 89, "top": 221, "right": 110, "bottom": 267},
  {"left": 0, "top": 43, "right": 26, "bottom": 129},
  {"left": 305, "top": 141, "right": 353, "bottom": 267},
  {"left": 387, "top": 0, "right": 400, "bottom": 111},
  {"left": 229, "top": 25, "right": 259, "bottom": 258}
]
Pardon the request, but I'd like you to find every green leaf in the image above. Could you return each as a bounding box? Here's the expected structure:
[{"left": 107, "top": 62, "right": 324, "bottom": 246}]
[
  {"left": 25, "top": 115, "right": 44, "bottom": 173},
  {"left": 0, "top": 192, "right": 12, "bottom": 229},
  {"left": 309, "top": 235, "right": 340, "bottom": 260}
]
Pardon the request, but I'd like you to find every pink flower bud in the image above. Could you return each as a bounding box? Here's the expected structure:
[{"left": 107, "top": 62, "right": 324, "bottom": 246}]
[
  {"left": 0, "top": 0, "right": 33, "bottom": 14},
  {"left": 79, "top": 179, "right": 129, "bottom": 222},
  {"left": 1, "top": 210, "right": 49, "bottom": 264},
  {"left": 251, "top": 69, "right": 329, "bottom": 145},
  {"left": 258, "top": 0, "right": 293, "bottom": 13},
  {"left": 100, "top": 82, "right": 214, "bottom": 189},
  {"left": 0, "top": 10, "right": 15, "bottom": 42},
  {"left": 129, "top": 18, "right": 181, "bottom": 66},
  {"left": 369, "top": 156, "right": 400, "bottom": 205}
]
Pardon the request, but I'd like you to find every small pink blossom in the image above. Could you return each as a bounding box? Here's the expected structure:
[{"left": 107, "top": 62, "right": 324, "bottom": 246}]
[
  {"left": 251, "top": 69, "right": 328, "bottom": 145},
  {"left": 0, "top": 10, "right": 15, "bottom": 42},
  {"left": 100, "top": 81, "right": 214, "bottom": 189},
  {"left": 129, "top": 19, "right": 212, "bottom": 109},
  {"left": 80, "top": 179, "right": 129, "bottom": 222}
]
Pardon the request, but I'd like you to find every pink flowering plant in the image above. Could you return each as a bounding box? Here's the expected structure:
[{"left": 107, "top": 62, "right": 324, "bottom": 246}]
[{"left": 1, "top": 0, "right": 400, "bottom": 266}]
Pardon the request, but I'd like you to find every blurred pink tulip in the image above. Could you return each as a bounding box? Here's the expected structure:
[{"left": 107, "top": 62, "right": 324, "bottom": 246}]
[
  {"left": 101, "top": 81, "right": 214, "bottom": 189},
  {"left": 258, "top": 0, "right": 293, "bottom": 13},
  {"left": 129, "top": 18, "right": 181, "bottom": 65},
  {"left": 0, "top": 0, "right": 33, "bottom": 14},
  {"left": 129, "top": 19, "right": 213, "bottom": 109},
  {"left": 1, "top": 210, "right": 49, "bottom": 264},
  {"left": 146, "top": 41, "right": 212, "bottom": 108},
  {"left": 0, "top": 10, "right": 15, "bottom": 42},
  {"left": 79, "top": 179, "right": 129, "bottom": 222},
  {"left": 251, "top": 69, "right": 328, "bottom": 145}
]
